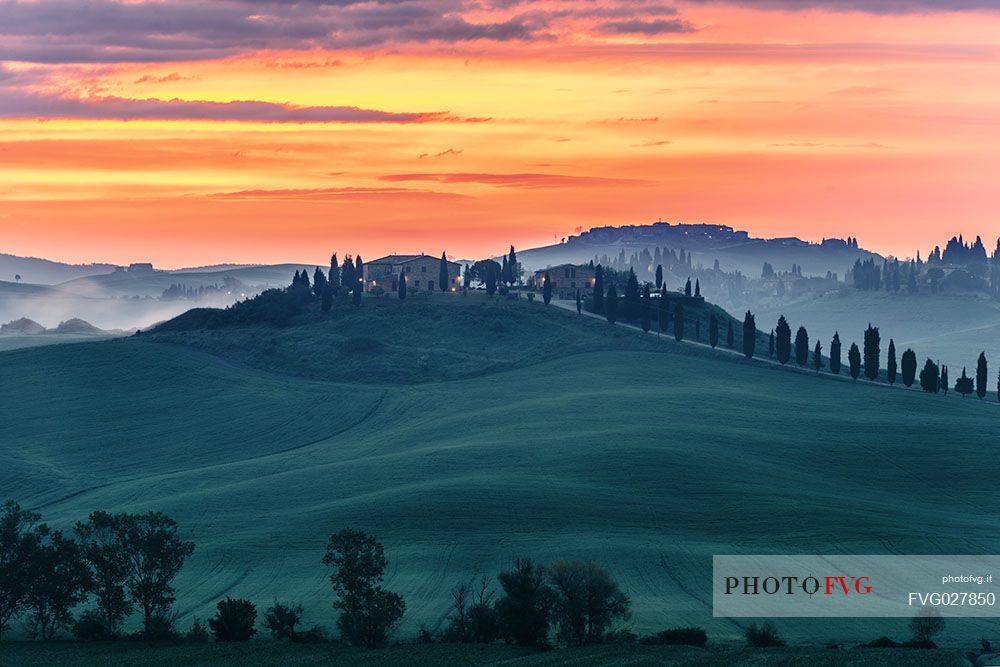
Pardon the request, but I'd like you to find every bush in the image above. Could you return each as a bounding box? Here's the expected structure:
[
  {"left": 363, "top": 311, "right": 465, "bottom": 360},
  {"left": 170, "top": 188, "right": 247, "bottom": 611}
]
[
  {"left": 641, "top": 627, "right": 708, "bottom": 647},
  {"left": 186, "top": 617, "right": 210, "bottom": 642},
  {"left": 208, "top": 597, "right": 258, "bottom": 642},
  {"left": 745, "top": 621, "right": 785, "bottom": 647},
  {"left": 72, "top": 610, "right": 113, "bottom": 641},
  {"left": 263, "top": 602, "right": 303, "bottom": 640},
  {"left": 292, "top": 625, "right": 327, "bottom": 644},
  {"left": 139, "top": 610, "right": 179, "bottom": 642}
]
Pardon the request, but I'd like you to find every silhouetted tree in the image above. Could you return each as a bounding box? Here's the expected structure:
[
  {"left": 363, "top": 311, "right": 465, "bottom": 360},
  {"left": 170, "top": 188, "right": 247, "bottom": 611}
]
[
  {"left": 901, "top": 348, "right": 917, "bottom": 387},
  {"left": 848, "top": 343, "right": 861, "bottom": 380},
  {"left": 75, "top": 511, "right": 131, "bottom": 637},
  {"left": 977, "top": 352, "right": 988, "bottom": 399},
  {"left": 887, "top": 339, "right": 897, "bottom": 385},
  {"left": 956, "top": 367, "right": 974, "bottom": 398},
  {"left": 352, "top": 280, "right": 362, "bottom": 307},
  {"left": 485, "top": 262, "right": 498, "bottom": 296},
  {"left": 313, "top": 268, "right": 327, "bottom": 298},
  {"left": 25, "top": 530, "right": 89, "bottom": 639},
  {"left": 726, "top": 320, "right": 734, "bottom": 348},
  {"left": 329, "top": 253, "right": 340, "bottom": 290},
  {"left": 508, "top": 246, "right": 518, "bottom": 286},
  {"left": 322, "top": 529, "right": 405, "bottom": 648},
  {"left": 659, "top": 295, "right": 670, "bottom": 336},
  {"left": 941, "top": 364, "right": 950, "bottom": 395},
  {"left": 496, "top": 559, "right": 553, "bottom": 648},
  {"left": 684, "top": 278, "right": 692, "bottom": 297},
  {"left": 576, "top": 290, "right": 582, "bottom": 314},
  {"left": 794, "top": 326, "right": 809, "bottom": 366},
  {"left": 549, "top": 561, "right": 629, "bottom": 646},
  {"left": 263, "top": 602, "right": 303, "bottom": 640},
  {"left": 863, "top": 324, "right": 880, "bottom": 381},
  {"left": 593, "top": 266, "right": 604, "bottom": 314},
  {"left": 623, "top": 270, "right": 641, "bottom": 321},
  {"left": 542, "top": 272, "right": 552, "bottom": 305},
  {"left": 117, "top": 512, "right": 195, "bottom": 637},
  {"left": 775, "top": 316, "right": 791, "bottom": 365},
  {"left": 742, "top": 311, "right": 756, "bottom": 359},
  {"left": 768, "top": 329, "right": 774, "bottom": 358},
  {"left": 813, "top": 340, "right": 823, "bottom": 372},
  {"left": 397, "top": 273, "right": 407, "bottom": 301},
  {"left": 655, "top": 264, "right": 663, "bottom": 289},
  {"left": 605, "top": 285, "right": 618, "bottom": 324},
  {"left": 209, "top": 598, "right": 257, "bottom": 642},
  {"left": 1, "top": 502, "right": 45, "bottom": 639},
  {"left": 709, "top": 314, "right": 719, "bottom": 348},
  {"left": 341, "top": 256, "right": 356, "bottom": 288},
  {"left": 920, "top": 359, "right": 940, "bottom": 393},
  {"left": 830, "top": 333, "right": 842, "bottom": 375},
  {"left": 673, "top": 302, "right": 684, "bottom": 342},
  {"left": 694, "top": 280, "right": 701, "bottom": 298},
  {"left": 640, "top": 285, "right": 651, "bottom": 332},
  {"left": 439, "top": 252, "right": 450, "bottom": 292}
]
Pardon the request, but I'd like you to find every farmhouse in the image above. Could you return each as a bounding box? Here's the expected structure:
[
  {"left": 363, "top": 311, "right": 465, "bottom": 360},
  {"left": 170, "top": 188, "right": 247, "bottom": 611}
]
[
  {"left": 364, "top": 254, "right": 462, "bottom": 293},
  {"left": 532, "top": 264, "right": 596, "bottom": 300}
]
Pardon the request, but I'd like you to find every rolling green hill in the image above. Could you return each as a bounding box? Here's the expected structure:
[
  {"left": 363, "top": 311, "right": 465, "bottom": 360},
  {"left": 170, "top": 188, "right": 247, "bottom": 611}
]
[
  {"left": 3, "top": 294, "right": 1000, "bottom": 649},
  {"left": 56, "top": 264, "right": 315, "bottom": 298}
]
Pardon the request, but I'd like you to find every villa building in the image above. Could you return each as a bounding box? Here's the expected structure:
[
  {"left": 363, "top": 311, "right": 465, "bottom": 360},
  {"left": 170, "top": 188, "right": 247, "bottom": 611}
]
[{"left": 364, "top": 254, "right": 462, "bottom": 293}]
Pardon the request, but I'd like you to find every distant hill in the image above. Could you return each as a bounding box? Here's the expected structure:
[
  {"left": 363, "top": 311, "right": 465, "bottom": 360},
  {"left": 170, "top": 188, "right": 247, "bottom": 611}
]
[
  {"left": 57, "top": 263, "right": 314, "bottom": 298},
  {"left": 44, "top": 318, "right": 107, "bottom": 335},
  {"left": 516, "top": 222, "right": 882, "bottom": 278},
  {"left": 0, "top": 317, "right": 45, "bottom": 334},
  {"left": 0, "top": 253, "right": 116, "bottom": 285}
]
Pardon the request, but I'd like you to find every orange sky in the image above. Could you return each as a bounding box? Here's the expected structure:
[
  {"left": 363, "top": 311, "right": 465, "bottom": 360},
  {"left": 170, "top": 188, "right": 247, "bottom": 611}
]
[{"left": 1, "top": 0, "right": 999, "bottom": 267}]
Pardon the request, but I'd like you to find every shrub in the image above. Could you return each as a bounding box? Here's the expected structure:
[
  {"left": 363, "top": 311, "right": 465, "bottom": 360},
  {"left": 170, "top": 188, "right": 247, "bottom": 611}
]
[
  {"left": 496, "top": 558, "right": 553, "bottom": 647},
  {"left": 186, "top": 617, "right": 210, "bottom": 642},
  {"left": 641, "top": 627, "right": 708, "bottom": 647},
  {"left": 208, "top": 597, "right": 258, "bottom": 642},
  {"left": 745, "top": 621, "right": 785, "bottom": 647},
  {"left": 139, "top": 610, "right": 179, "bottom": 642},
  {"left": 72, "top": 610, "right": 113, "bottom": 641},
  {"left": 263, "top": 602, "right": 303, "bottom": 640},
  {"left": 910, "top": 608, "right": 944, "bottom": 645},
  {"left": 860, "top": 636, "right": 901, "bottom": 648},
  {"left": 292, "top": 625, "right": 327, "bottom": 644}
]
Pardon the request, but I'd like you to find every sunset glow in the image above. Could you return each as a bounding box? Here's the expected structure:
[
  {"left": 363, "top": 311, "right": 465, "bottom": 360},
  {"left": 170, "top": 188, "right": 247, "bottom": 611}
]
[{"left": 2, "top": 0, "right": 999, "bottom": 266}]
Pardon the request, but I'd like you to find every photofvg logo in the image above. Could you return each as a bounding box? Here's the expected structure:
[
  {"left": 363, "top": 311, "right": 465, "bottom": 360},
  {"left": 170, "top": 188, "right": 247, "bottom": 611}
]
[
  {"left": 713, "top": 555, "right": 1000, "bottom": 618},
  {"left": 724, "top": 574, "right": 872, "bottom": 597}
]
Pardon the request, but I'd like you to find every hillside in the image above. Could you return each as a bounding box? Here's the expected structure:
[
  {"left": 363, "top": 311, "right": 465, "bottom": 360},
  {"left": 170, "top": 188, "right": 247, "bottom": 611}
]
[
  {"left": 756, "top": 290, "right": 1000, "bottom": 371},
  {"left": 0, "top": 253, "right": 116, "bottom": 286},
  {"left": 4, "top": 295, "right": 1000, "bottom": 647},
  {"left": 57, "top": 264, "right": 316, "bottom": 298}
]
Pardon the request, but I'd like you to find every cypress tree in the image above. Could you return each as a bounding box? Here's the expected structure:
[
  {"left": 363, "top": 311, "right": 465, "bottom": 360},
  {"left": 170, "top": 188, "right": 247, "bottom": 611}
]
[
  {"left": 398, "top": 273, "right": 407, "bottom": 300},
  {"left": 919, "top": 359, "right": 939, "bottom": 392},
  {"left": 355, "top": 255, "right": 364, "bottom": 290},
  {"left": 673, "top": 302, "right": 684, "bottom": 341},
  {"left": 684, "top": 278, "right": 692, "bottom": 297},
  {"left": 301, "top": 269, "right": 311, "bottom": 290},
  {"left": 321, "top": 284, "right": 333, "bottom": 312},
  {"left": 485, "top": 264, "right": 497, "bottom": 296},
  {"left": 901, "top": 348, "right": 917, "bottom": 387},
  {"left": 508, "top": 245, "right": 518, "bottom": 285},
  {"left": 330, "top": 253, "right": 340, "bottom": 290},
  {"left": 863, "top": 323, "right": 880, "bottom": 381},
  {"left": 742, "top": 311, "right": 756, "bottom": 359},
  {"left": 794, "top": 326, "right": 809, "bottom": 366},
  {"left": 576, "top": 290, "right": 582, "bottom": 314},
  {"left": 593, "top": 266, "right": 605, "bottom": 314},
  {"left": 439, "top": 252, "right": 450, "bottom": 292},
  {"left": 694, "top": 279, "right": 701, "bottom": 298},
  {"left": 313, "top": 267, "right": 327, "bottom": 297},
  {"left": 813, "top": 340, "right": 823, "bottom": 372},
  {"left": 830, "top": 332, "right": 842, "bottom": 375},
  {"left": 977, "top": 352, "right": 988, "bottom": 399},
  {"left": 709, "top": 314, "right": 719, "bottom": 348},
  {"left": 624, "top": 269, "right": 641, "bottom": 321},
  {"left": 956, "top": 367, "right": 974, "bottom": 397},
  {"left": 341, "top": 256, "right": 355, "bottom": 287},
  {"left": 768, "top": 329, "right": 774, "bottom": 358},
  {"left": 640, "top": 284, "right": 651, "bottom": 332},
  {"left": 941, "top": 364, "right": 949, "bottom": 395},
  {"left": 501, "top": 256, "right": 510, "bottom": 286},
  {"left": 542, "top": 272, "right": 553, "bottom": 304},
  {"left": 886, "top": 339, "right": 897, "bottom": 385},
  {"left": 655, "top": 264, "right": 663, "bottom": 289},
  {"left": 605, "top": 284, "right": 618, "bottom": 324},
  {"left": 848, "top": 343, "right": 861, "bottom": 380},
  {"left": 659, "top": 295, "right": 670, "bottom": 336},
  {"left": 775, "top": 316, "right": 791, "bottom": 365}
]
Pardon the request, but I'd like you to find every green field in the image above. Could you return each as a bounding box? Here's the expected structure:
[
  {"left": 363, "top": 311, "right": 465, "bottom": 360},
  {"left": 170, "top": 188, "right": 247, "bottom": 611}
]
[
  {"left": 4, "top": 294, "right": 1000, "bottom": 650},
  {"left": 0, "top": 641, "right": 969, "bottom": 667}
]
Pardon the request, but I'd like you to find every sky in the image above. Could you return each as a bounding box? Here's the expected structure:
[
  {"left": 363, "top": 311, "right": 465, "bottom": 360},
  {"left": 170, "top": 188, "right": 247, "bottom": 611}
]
[{"left": 0, "top": 0, "right": 999, "bottom": 268}]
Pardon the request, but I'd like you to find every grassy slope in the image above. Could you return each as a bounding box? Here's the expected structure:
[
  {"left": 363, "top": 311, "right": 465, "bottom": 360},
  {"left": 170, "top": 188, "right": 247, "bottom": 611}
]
[
  {"left": 0, "top": 642, "right": 966, "bottom": 667},
  {"left": 56, "top": 264, "right": 314, "bottom": 298},
  {"left": 756, "top": 289, "right": 1000, "bottom": 371},
  {"left": 3, "top": 295, "right": 1000, "bottom": 647}
]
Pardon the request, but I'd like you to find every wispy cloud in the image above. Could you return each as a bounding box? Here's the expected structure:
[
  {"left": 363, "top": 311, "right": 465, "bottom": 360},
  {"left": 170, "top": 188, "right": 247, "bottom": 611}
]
[
  {"left": 379, "top": 172, "right": 653, "bottom": 188},
  {"left": 208, "top": 186, "right": 471, "bottom": 200}
]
